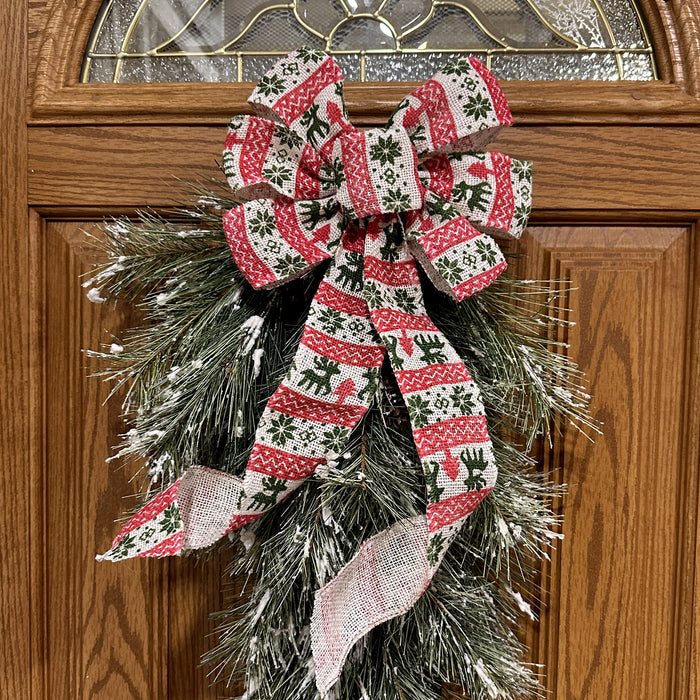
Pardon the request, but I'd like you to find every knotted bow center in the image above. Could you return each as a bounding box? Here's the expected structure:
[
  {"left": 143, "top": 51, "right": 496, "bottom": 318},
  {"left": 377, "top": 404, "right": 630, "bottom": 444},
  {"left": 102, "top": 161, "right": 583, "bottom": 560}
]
[{"left": 333, "top": 125, "right": 425, "bottom": 221}]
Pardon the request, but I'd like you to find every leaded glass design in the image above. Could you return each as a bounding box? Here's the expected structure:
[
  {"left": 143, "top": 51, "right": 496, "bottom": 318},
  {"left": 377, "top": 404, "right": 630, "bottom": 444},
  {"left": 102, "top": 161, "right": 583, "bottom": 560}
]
[{"left": 81, "top": 0, "right": 656, "bottom": 83}]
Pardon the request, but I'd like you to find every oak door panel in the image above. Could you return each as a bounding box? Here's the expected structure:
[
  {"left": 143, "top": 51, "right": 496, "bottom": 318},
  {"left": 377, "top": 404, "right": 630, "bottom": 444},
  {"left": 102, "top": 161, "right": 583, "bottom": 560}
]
[
  {"left": 519, "top": 225, "right": 698, "bottom": 700},
  {"left": 40, "top": 219, "right": 226, "bottom": 699},
  {"left": 27, "top": 126, "right": 700, "bottom": 212}
]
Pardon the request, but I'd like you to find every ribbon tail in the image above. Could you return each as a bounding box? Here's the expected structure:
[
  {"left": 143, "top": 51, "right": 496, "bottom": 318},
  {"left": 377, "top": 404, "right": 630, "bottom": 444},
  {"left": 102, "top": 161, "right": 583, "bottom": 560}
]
[
  {"left": 97, "top": 466, "right": 246, "bottom": 561},
  {"left": 230, "top": 227, "right": 384, "bottom": 525},
  {"left": 100, "top": 228, "right": 385, "bottom": 562},
  {"left": 311, "top": 218, "right": 496, "bottom": 693},
  {"left": 311, "top": 515, "right": 430, "bottom": 694},
  {"left": 97, "top": 478, "right": 184, "bottom": 561},
  {"left": 389, "top": 56, "right": 512, "bottom": 158}
]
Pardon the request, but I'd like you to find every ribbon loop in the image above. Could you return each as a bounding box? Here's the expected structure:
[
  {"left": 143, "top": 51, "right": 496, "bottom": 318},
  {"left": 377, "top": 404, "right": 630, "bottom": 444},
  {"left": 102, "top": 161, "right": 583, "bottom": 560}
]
[
  {"left": 223, "top": 115, "right": 337, "bottom": 202},
  {"left": 248, "top": 47, "right": 356, "bottom": 161},
  {"left": 419, "top": 152, "right": 533, "bottom": 239},
  {"left": 405, "top": 193, "right": 507, "bottom": 302},
  {"left": 389, "top": 56, "right": 513, "bottom": 157},
  {"left": 223, "top": 197, "right": 345, "bottom": 289}
]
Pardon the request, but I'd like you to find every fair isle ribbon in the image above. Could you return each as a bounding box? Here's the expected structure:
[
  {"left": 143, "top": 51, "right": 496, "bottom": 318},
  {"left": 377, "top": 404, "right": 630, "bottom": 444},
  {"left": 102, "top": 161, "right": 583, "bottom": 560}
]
[{"left": 100, "top": 48, "right": 532, "bottom": 694}]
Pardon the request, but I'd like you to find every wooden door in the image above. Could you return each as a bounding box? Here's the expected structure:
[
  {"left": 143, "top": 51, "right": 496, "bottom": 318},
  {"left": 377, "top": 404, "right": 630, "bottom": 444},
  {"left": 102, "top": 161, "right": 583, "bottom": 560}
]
[{"left": 3, "top": 1, "right": 700, "bottom": 698}]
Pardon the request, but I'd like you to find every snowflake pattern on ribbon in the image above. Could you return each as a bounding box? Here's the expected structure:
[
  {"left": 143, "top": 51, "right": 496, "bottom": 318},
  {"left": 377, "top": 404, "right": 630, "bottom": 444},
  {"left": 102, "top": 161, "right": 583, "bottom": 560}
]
[{"left": 100, "top": 47, "right": 532, "bottom": 695}]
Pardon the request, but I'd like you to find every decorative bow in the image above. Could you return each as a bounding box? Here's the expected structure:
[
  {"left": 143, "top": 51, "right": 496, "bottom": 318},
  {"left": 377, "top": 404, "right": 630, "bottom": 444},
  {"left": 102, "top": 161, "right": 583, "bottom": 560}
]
[{"left": 99, "top": 48, "right": 532, "bottom": 694}]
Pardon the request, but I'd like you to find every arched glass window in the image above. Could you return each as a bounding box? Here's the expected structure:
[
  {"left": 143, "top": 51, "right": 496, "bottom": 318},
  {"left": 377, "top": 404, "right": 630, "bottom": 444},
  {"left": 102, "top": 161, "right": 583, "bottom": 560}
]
[{"left": 82, "top": 0, "right": 656, "bottom": 83}]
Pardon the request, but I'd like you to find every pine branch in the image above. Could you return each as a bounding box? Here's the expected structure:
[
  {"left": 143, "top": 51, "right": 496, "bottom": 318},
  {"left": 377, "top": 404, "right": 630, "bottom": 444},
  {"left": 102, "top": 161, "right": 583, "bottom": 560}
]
[{"left": 87, "top": 184, "right": 592, "bottom": 700}]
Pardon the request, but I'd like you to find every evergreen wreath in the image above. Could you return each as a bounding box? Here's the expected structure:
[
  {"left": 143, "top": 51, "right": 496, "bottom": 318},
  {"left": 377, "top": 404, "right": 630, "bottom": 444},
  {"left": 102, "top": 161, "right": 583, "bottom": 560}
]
[{"left": 87, "top": 49, "right": 595, "bottom": 700}]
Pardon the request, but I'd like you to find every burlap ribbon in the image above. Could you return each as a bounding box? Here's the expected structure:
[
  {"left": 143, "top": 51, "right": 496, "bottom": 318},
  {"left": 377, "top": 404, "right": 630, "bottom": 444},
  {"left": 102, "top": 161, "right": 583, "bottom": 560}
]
[{"left": 99, "top": 48, "right": 532, "bottom": 694}]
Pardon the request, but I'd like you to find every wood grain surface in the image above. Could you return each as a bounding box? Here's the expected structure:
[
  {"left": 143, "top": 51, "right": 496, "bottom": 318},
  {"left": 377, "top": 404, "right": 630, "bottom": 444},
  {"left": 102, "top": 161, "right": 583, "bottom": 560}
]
[
  {"left": 474, "top": 224, "right": 700, "bottom": 699},
  {"left": 26, "top": 125, "right": 700, "bottom": 211},
  {"left": 1, "top": 0, "right": 33, "bottom": 696},
  {"left": 514, "top": 226, "right": 700, "bottom": 699},
  {"left": 29, "top": 217, "right": 700, "bottom": 699},
  {"left": 10, "top": 1, "right": 700, "bottom": 699},
  {"left": 641, "top": 0, "right": 700, "bottom": 93},
  {"left": 28, "top": 82, "right": 700, "bottom": 126},
  {"left": 671, "top": 0, "right": 700, "bottom": 94},
  {"left": 37, "top": 221, "right": 229, "bottom": 698}
]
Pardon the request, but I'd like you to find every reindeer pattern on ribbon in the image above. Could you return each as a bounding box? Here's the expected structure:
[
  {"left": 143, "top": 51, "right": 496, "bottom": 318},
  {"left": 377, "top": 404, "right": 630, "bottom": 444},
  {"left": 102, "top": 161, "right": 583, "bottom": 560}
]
[{"left": 99, "top": 47, "right": 532, "bottom": 694}]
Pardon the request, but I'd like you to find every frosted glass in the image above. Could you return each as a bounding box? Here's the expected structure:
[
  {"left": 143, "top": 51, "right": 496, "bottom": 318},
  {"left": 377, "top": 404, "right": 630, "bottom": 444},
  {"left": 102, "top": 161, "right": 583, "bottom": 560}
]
[
  {"left": 490, "top": 52, "right": 619, "bottom": 81},
  {"left": 364, "top": 52, "right": 488, "bottom": 81},
  {"left": 240, "top": 54, "right": 290, "bottom": 81},
  {"left": 331, "top": 17, "right": 397, "bottom": 51},
  {"left": 534, "top": 0, "right": 607, "bottom": 47},
  {"left": 621, "top": 52, "right": 654, "bottom": 81},
  {"left": 597, "top": 0, "right": 647, "bottom": 48},
  {"left": 401, "top": 5, "right": 502, "bottom": 50},
  {"left": 82, "top": 0, "right": 656, "bottom": 83},
  {"left": 332, "top": 54, "right": 362, "bottom": 81},
  {"left": 118, "top": 55, "right": 240, "bottom": 82}
]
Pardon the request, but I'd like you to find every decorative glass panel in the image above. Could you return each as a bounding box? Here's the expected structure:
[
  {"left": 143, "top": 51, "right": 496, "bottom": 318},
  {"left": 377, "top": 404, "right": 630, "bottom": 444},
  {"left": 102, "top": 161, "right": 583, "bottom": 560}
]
[{"left": 82, "top": 0, "right": 656, "bottom": 83}]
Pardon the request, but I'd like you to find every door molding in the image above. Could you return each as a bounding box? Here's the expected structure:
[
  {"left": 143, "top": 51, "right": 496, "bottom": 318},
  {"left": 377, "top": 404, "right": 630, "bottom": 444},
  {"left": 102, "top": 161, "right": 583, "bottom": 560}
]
[
  {"left": 25, "top": 124, "right": 700, "bottom": 211},
  {"left": 1, "top": 0, "right": 32, "bottom": 694},
  {"left": 29, "top": 0, "right": 700, "bottom": 125},
  {"left": 24, "top": 203, "right": 700, "bottom": 698}
]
